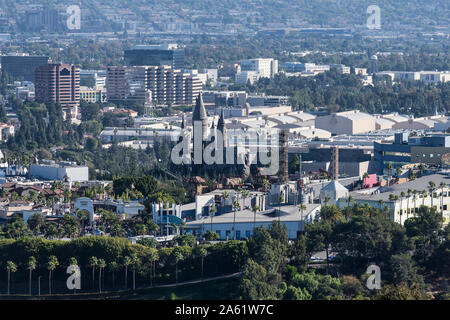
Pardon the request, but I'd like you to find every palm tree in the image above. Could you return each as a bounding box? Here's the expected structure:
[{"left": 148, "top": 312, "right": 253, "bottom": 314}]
[
  {"left": 347, "top": 195, "right": 354, "bottom": 205},
  {"left": 324, "top": 196, "right": 331, "bottom": 206},
  {"left": 76, "top": 209, "right": 89, "bottom": 233},
  {"left": 252, "top": 205, "right": 260, "bottom": 231},
  {"left": 123, "top": 256, "right": 132, "bottom": 289},
  {"left": 298, "top": 203, "right": 307, "bottom": 232},
  {"left": 98, "top": 259, "right": 106, "bottom": 293},
  {"left": 89, "top": 256, "right": 98, "bottom": 290},
  {"left": 418, "top": 163, "right": 425, "bottom": 176},
  {"left": 130, "top": 254, "right": 139, "bottom": 291},
  {"left": 278, "top": 192, "right": 285, "bottom": 222},
  {"left": 108, "top": 261, "right": 118, "bottom": 289},
  {"left": 399, "top": 192, "right": 405, "bottom": 222},
  {"left": 148, "top": 251, "right": 159, "bottom": 287},
  {"left": 172, "top": 249, "right": 184, "bottom": 286},
  {"left": 440, "top": 182, "right": 446, "bottom": 218},
  {"left": 47, "top": 255, "right": 59, "bottom": 295},
  {"left": 378, "top": 199, "right": 385, "bottom": 212},
  {"left": 6, "top": 261, "right": 17, "bottom": 295},
  {"left": 395, "top": 167, "right": 402, "bottom": 179},
  {"left": 209, "top": 204, "right": 217, "bottom": 232},
  {"left": 406, "top": 189, "right": 412, "bottom": 219},
  {"left": 428, "top": 181, "right": 436, "bottom": 208},
  {"left": 422, "top": 190, "right": 428, "bottom": 206},
  {"left": 27, "top": 256, "right": 37, "bottom": 295},
  {"left": 198, "top": 247, "right": 207, "bottom": 280},
  {"left": 386, "top": 162, "right": 393, "bottom": 186},
  {"left": 69, "top": 257, "right": 78, "bottom": 266},
  {"left": 222, "top": 191, "right": 230, "bottom": 203},
  {"left": 362, "top": 172, "right": 369, "bottom": 188},
  {"left": 394, "top": 195, "right": 400, "bottom": 223},
  {"left": 232, "top": 200, "right": 240, "bottom": 240},
  {"left": 412, "top": 190, "right": 418, "bottom": 216},
  {"left": 241, "top": 190, "right": 250, "bottom": 210},
  {"left": 262, "top": 179, "right": 270, "bottom": 193}
]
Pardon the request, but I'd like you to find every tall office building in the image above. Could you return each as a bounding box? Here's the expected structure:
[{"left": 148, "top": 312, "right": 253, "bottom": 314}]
[
  {"left": 239, "top": 58, "right": 278, "bottom": 78},
  {"left": 35, "top": 63, "right": 80, "bottom": 118},
  {"left": 24, "top": 8, "right": 60, "bottom": 32},
  {"left": 106, "top": 65, "right": 201, "bottom": 106},
  {"left": 1, "top": 55, "right": 50, "bottom": 81},
  {"left": 124, "top": 44, "right": 185, "bottom": 70}
]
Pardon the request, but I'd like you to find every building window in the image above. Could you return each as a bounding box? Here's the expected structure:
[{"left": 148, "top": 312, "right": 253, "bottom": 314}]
[
  {"left": 216, "top": 230, "right": 221, "bottom": 238},
  {"left": 444, "top": 205, "right": 448, "bottom": 210},
  {"left": 245, "top": 230, "right": 251, "bottom": 238}
]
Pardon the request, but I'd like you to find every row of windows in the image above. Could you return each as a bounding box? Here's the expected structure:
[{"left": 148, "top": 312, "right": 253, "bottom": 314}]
[
  {"left": 399, "top": 205, "right": 447, "bottom": 215},
  {"left": 215, "top": 230, "right": 252, "bottom": 240},
  {"left": 415, "top": 153, "right": 442, "bottom": 158}
]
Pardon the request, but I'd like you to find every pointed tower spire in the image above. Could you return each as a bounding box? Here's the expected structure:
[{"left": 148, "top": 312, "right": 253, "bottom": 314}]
[
  {"left": 192, "top": 92, "right": 208, "bottom": 142},
  {"left": 218, "top": 108, "right": 227, "bottom": 148},
  {"left": 181, "top": 114, "right": 186, "bottom": 129},
  {"left": 218, "top": 108, "right": 225, "bottom": 129},
  {"left": 192, "top": 92, "right": 207, "bottom": 123}
]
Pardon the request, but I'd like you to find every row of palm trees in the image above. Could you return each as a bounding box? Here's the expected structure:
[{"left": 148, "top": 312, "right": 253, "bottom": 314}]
[
  {"left": 3, "top": 246, "right": 215, "bottom": 295},
  {"left": 6, "top": 255, "right": 58, "bottom": 295},
  {"left": 386, "top": 181, "right": 446, "bottom": 223},
  {"left": 4, "top": 252, "right": 160, "bottom": 295}
]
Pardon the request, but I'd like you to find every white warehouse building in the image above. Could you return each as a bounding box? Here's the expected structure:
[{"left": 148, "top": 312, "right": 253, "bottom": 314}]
[
  {"left": 30, "top": 160, "right": 89, "bottom": 182},
  {"left": 185, "top": 204, "right": 321, "bottom": 240}
]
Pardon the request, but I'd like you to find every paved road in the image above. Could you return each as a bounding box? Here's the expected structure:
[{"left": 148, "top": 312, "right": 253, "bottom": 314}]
[{"left": 150, "top": 272, "right": 242, "bottom": 289}]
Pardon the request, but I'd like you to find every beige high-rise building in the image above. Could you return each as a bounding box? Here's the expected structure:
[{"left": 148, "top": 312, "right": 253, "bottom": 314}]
[
  {"left": 106, "top": 65, "right": 201, "bottom": 106},
  {"left": 35, "top": 63, "right": 80, "bottom": 107},
  {"left": 35, "top": 63, "right": 80, "bottom": 119}
]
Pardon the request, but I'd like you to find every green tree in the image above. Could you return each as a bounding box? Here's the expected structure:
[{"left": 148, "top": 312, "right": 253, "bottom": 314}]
[
  {"left": 232, "top": 200, "right": 240, "bottom": 240},
  {"left": 305, "top": 219, "right": 333, "bottom": 274},
  {"left": 240, "top": 259, "right": 279, "bottom": 300},
  {"left": 148, "top": 250, "right": 159, "bottom": 287},
  {"left": 108, "top": 261, "right": 119, "bottom": 289},
  {"left": 172, "top": 247, "right": 184, "bottom": 286},
  {"left": 98, "top": 258, "right": 106, "bottom": 292},
  {"left": 6, "top": 261, "right": 17, "bottom": 295},
  {"left": 123, "top": 256, "right": 132, "bottom": 289},
  {"left": 27, "top": 213, "right": 45, "bottom": 236},
  {"left": 209, "top": 204, "right": 217, "bottom": 232},
  {"left": 89, "top": 256, "right": 98, "bottom": 290},
  {"left": 27, "top": 256, "right": 37, "bottom": 295},
  {"left": 252, "top": 205, "right": 260, "bottom": 232},
  {"left": 204, "top": 230, "right": 220, "bottom": 241},
  {"left": 374, "top": 283, "right": 428, "bottom": 300},
  {"left": 291, "top": 234, "right": 309, "bottom": 273},
  {"left": 404, "top": 206, "right": 443, "bottom": 265},
  {"left": 195, "top": 246, "right": 208, "bottom": 280},
  {"left": 47, "top": 255, "right": 59, "bottom": 295}
]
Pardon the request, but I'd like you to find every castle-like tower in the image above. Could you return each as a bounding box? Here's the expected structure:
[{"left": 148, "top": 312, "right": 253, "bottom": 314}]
[
  {"left": 217, "top": 108, "right": 226, "bottom": 147},
  {"left": 192, "top": 93, "right": 208, "bottom": 140}
]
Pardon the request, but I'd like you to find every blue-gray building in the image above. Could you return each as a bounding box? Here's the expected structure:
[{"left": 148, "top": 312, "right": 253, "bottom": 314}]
[
  {"left": 374, "top": 133, "right": 450, "bottom": 173},
  {"left": 124, "top": 44, "right": 184, "bottom": 70}
]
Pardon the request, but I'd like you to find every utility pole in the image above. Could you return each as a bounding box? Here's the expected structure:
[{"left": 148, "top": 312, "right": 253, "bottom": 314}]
[{"left": 38, "top": 276, "right": 41, "bottom": 296}]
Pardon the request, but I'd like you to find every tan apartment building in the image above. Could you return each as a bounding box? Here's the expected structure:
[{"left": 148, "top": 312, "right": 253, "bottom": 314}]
[
  {"left": 107, "top": 65, "right": 201, "bottom": 106},
  {"left": 35, "top": 63, "right": 80, "bottom": 107},
  {"left": 35, "top": 63, "right": 80, "bottom": 119}
]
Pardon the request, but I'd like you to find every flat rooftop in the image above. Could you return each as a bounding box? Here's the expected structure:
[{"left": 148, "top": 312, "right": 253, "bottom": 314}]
[
  {"left": 186, "top": 203, "right": 320, "bottom": 225},
  {"left": 350, "top": 173, "right": 450, "bottom": 202}
]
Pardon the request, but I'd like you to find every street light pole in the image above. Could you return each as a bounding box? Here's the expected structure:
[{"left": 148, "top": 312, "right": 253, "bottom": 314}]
[{"left": 38, "top": 276, "right": 41, "bottom": 296}]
